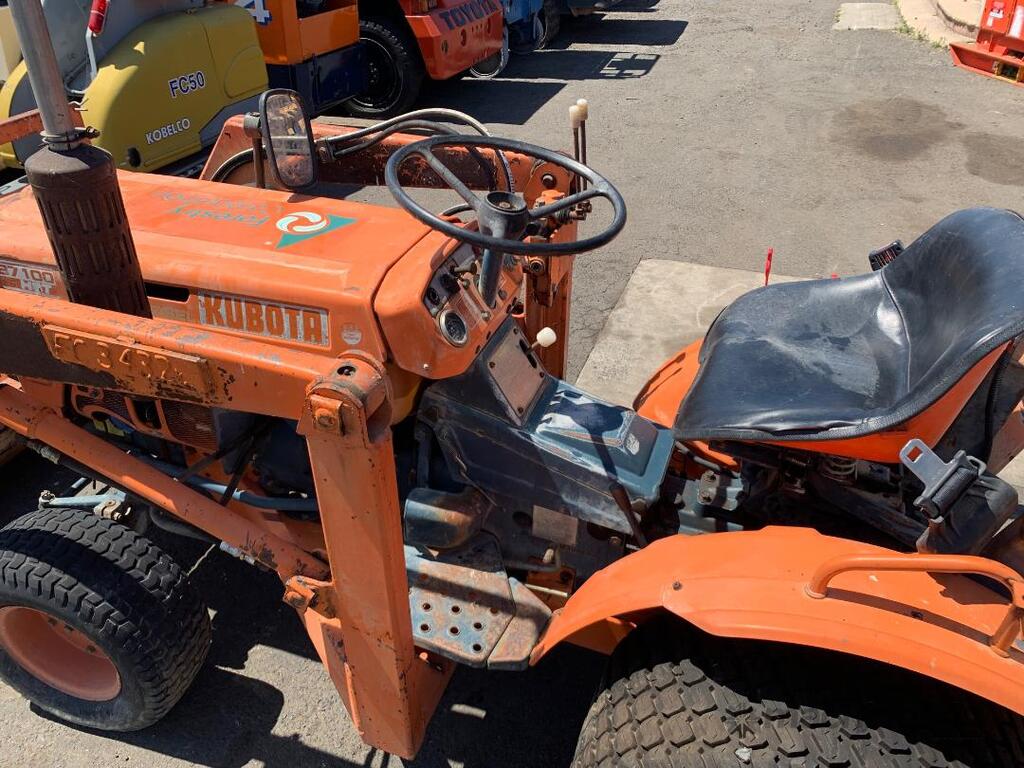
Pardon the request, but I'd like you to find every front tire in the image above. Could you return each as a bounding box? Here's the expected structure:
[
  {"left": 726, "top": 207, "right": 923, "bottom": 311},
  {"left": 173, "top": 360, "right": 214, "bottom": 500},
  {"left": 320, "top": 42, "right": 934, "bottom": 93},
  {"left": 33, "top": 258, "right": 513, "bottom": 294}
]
[
  {"left": 574, "top": 617, "right": 1024, "bottom": 767},
  {"left": 0, "top": 508, "right": 211, "bottom": 731},
  {"left": 347, "top": 17, "right": 425, "bottom": 118}
]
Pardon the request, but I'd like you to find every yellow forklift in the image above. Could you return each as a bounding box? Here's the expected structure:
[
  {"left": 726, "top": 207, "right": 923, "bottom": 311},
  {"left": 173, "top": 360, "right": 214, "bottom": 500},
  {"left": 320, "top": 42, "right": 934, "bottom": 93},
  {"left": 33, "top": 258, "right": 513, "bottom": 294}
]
[
  {"left": 0, "top": 1, "right": 269, "bottom": 174},
  {"left": 0, "top": 1, "right": 368, "bottom": 174}
]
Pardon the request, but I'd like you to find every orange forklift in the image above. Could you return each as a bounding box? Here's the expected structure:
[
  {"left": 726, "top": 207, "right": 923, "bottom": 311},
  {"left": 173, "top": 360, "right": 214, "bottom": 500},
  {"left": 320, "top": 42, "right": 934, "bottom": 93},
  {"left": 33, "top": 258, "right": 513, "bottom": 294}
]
[
  {"left": 235, "top": 0, "right": 367, "bottom": 114},
  {"left": 348, "top": 0, "right": 506, "bottom": 116},
  {"left": 1, "top": 0, "right": 1024, "bottom": 765},
  {"left": 236, "top": 0, "right": 505, "bottom": 118}
]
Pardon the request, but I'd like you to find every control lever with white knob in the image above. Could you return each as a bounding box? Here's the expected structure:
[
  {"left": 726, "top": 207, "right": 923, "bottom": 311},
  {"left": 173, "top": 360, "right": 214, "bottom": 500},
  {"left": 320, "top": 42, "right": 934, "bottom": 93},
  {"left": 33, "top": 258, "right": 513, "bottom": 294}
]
[
  {"left": 533, "top": 327, "right": 557, "bottom": 349},
  {"left": 569, "top": 99, "right": 592, "bottom": 209}
]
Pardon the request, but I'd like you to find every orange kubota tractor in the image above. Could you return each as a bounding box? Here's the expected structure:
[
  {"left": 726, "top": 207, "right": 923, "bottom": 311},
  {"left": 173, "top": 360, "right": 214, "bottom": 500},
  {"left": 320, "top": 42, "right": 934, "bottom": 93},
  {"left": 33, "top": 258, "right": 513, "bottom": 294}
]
[{"left": 1, "top": 1, "right": 1024, "bottom": 765}]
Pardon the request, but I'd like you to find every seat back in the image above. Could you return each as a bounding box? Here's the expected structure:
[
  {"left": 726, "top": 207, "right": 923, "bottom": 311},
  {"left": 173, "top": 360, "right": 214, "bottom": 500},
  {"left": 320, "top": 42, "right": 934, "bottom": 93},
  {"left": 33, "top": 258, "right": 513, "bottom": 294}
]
[{"left": 883, "top": 207, "right": 1024, "bottom": 395}]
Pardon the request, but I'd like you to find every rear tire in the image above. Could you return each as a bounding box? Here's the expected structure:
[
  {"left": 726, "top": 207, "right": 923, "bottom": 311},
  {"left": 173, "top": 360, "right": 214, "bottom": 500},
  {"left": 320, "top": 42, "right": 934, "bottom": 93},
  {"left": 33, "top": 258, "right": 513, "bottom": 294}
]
[
  {"left": 347, "top": 17, "right": 425, "bottom": 118},
  {"left": 573, "top": 617, "right": 1024, "bottom": 767},
  {"left": 0, "top": 508, "right": 210, "bottom": 731}
]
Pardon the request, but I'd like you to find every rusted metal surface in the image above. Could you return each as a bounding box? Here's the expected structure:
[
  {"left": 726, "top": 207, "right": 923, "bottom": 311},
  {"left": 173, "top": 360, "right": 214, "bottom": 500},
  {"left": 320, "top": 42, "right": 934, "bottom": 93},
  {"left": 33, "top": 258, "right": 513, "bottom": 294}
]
[
  {"left": 406, "top": 535, "right": 515, "bottom": 667},
  {"left": 44, "top": 326, "right": 214, "bottom": 403},
  {"left": 0, "top": 384, "right": 328, "bottom": 581},
  {"left": 0, "top": 109, "right": 44, "bottom": 147},
  {"left": 487, "top": 578, "right": 552, "bottom": 671},
  {"left": 202, "top": 116, "right": 539, "bottom": 192},
  {"left": 0, "top": 110, "right": 587, "bottom": 757},
  {"left": 296, "top": 363, "right": 449, "bottom": 759},
  {"left": 520, "top": 177, "right": 581, "bottom": 379},
  {"left": 0, "top": 290, "right": 334, "bottom": 418},
  {"left": 403, "top": 486, "right": 488, "bottom": 549},
  {"left": 26, "top": 143, "right": 151, "bottom": 317},
  {"left": 405, "top": 536, "right": 552, "bottom": 670},
  {"left": 0, "top": 106, "right": 82, "bottom": 148}
]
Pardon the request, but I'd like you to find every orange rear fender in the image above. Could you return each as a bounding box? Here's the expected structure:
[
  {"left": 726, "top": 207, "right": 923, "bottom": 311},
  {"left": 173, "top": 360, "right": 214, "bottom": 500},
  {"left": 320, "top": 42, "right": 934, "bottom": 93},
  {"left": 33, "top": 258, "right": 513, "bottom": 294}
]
[{"left": 531, "top": 527, "right": 1024, "bottom": 716}]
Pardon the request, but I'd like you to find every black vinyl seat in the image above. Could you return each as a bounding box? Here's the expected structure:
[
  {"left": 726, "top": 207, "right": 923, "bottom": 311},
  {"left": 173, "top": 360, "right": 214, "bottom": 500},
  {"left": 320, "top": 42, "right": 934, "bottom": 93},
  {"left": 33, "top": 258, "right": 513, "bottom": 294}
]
[{"left": 675, "top": 207, "right": 1024, "bottom": 444}]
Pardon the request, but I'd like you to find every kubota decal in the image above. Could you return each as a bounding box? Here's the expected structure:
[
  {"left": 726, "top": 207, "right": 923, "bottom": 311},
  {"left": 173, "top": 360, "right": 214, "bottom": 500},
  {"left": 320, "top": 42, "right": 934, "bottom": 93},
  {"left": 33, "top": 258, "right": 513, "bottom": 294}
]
[
  {"left": 438, "top": 0, "right": 500, "bottom": 29},
  {"left": 275, "top": 211, "right": 355, "bottom": 249},
  {"left": 198, "top": 292, "right": 330, "bottom": 347}
]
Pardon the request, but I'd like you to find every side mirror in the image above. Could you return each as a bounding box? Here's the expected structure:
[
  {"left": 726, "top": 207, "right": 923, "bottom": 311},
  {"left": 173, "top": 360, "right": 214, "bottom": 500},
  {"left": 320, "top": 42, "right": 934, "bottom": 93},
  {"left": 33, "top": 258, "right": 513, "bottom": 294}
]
[{"left": 259, "top": 89, "right": 318, "bottom": 191}]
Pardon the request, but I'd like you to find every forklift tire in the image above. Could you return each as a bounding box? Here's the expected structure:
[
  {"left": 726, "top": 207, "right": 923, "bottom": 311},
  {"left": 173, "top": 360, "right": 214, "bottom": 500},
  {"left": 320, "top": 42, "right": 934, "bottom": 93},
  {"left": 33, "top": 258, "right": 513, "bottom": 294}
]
[
  {"left": 347, "top": 18, "right": 425, "bottom": 118},
  {"left": 0, "top": 508, "right": 211, "bottom": 731},
  {"left": 537, "top": 0, "right": 562, "bottom": 49},
  {"left": 573, "top": 617, "right": 1024, "bottom": 767}
]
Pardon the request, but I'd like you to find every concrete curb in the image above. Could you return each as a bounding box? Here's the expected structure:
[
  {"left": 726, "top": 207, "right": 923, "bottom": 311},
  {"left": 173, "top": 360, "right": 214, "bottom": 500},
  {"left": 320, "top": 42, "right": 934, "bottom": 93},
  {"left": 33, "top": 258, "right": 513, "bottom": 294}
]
[
  {"left": 934, "top": 0, "right": 981, "bottom": 35},
  {"left": 895, "top": 0, "right": 974, "bottom": 44}
]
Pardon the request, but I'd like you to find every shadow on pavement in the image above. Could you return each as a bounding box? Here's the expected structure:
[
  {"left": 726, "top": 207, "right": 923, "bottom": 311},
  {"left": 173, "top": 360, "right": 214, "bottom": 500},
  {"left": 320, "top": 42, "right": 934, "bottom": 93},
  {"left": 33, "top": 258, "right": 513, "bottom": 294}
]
[
  {"left": 418, "top": 14, "right": 685, "bottom": 123},
  {"left": 421, "top": 79, "right": 568, "bottom": 125},
  {"left": 606, "top": 0, "right": 664, "bottom": 11},
  {"left": 546, "top": 17, "right": 688, "bottom": 48},
  {"left": 500, "top": 49, "right": 661, "bottom": 81},
  {"left": 0, "top": 450, "right": 75, "bottom": 519},
  {"left": 31, "top": 666, "right": 367, "bottom": 768}
]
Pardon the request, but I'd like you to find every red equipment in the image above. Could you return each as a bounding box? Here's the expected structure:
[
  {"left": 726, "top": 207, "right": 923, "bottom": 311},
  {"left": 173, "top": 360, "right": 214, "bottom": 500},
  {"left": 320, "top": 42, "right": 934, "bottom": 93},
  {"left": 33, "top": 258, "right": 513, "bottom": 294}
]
[
  {"left": 951, "top": 0, "right": 1024, "bottom": 86},
  {"left": 88, "top": 0, "right": 108, "bottom": 36}
]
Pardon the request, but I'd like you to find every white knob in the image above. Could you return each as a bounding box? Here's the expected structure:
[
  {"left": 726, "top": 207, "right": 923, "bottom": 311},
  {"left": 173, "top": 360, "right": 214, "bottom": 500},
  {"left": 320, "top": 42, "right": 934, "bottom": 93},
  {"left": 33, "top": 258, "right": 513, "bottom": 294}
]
[
  {"left": 534, "top": 327, "right": 557, "bottom": 348},
  {"left": 576, "top": 98, "right": 589, "bottom": 121},
  {"left": 569, "top": 105, "right": 583, "bottom": 130}
]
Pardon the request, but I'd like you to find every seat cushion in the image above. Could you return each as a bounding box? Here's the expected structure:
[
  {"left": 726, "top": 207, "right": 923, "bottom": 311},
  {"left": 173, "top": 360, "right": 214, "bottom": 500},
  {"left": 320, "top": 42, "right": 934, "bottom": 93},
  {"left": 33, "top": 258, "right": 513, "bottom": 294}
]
[{"left": 675, "top": 207, "right": 1024, "bottom": 443}]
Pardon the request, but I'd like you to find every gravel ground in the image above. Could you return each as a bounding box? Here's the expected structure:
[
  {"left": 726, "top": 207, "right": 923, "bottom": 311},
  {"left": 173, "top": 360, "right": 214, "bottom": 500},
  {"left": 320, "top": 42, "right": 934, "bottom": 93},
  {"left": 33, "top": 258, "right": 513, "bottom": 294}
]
[{"left": 2, "top": 0, "right": 1024, "bottom": 766}]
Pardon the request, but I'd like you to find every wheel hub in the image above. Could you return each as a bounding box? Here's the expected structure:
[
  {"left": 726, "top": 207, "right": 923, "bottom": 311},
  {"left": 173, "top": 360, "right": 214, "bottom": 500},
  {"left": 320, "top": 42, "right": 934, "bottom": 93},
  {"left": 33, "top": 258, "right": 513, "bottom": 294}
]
[{"left": 0, "top": 606, "right": 121, "bottom": 701}]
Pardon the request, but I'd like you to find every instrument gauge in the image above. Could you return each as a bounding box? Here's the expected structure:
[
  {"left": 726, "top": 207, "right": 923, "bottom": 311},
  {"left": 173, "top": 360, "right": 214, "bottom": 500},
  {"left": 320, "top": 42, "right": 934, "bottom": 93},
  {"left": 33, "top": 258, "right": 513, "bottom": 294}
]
[{"left": 439, "top": 309, "right": 469, "bottom": 347}]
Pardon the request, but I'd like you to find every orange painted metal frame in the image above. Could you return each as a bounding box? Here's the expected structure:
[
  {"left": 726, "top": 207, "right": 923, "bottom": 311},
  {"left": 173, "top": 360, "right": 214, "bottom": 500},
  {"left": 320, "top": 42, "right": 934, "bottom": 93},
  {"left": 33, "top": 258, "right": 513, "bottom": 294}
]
[
  {"left": 203, "top": 115, "right": 541, "bottom": 190},
  {"left": 0, "top": 306, "right": 444, "bottom": 756},
  {"left": 232, "top": 0, "right": 361, "bottom": 65},
  {"left": 950, "top": 0, "right": 1024, "bottom": 88},
  {"left": 533, "top": 527, "right": 1024, "bottom": 716}
]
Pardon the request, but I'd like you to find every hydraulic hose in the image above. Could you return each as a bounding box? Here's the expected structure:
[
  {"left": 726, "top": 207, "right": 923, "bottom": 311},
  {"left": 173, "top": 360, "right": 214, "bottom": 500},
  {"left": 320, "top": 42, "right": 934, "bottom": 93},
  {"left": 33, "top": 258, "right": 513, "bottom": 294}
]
[{"left": 135, "top": 453, "right": 319, "bottom": 513}]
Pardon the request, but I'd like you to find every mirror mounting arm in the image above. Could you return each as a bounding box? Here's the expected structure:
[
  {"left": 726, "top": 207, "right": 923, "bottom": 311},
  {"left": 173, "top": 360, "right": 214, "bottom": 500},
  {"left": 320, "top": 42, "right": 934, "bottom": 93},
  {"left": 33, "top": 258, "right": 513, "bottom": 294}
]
[{"left": 241, "top": 112, "right": 266, "bottom": 190}]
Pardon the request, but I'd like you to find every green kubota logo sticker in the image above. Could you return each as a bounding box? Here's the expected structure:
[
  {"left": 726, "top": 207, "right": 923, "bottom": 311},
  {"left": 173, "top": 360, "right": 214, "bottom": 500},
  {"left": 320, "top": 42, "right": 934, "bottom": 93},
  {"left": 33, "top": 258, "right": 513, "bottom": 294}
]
[{"left": 275, "top": 211, "right": 355, "bottom": 249}]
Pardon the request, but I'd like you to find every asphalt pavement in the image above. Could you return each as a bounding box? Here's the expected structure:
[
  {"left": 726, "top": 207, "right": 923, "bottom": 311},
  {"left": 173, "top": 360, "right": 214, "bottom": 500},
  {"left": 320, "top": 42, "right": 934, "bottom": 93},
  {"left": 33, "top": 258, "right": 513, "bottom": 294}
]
[{"left": 3, "top": 0, "right": 1024, "bottom": 765}]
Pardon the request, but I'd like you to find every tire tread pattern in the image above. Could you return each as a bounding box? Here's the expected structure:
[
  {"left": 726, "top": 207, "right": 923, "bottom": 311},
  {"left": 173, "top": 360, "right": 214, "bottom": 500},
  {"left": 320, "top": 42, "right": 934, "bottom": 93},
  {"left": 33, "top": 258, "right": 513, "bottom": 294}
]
[
  {"left": 573, "top": 618, "right": 1024, "bottom": 768},
  {"left": 348, "top": 17, "right": 425, "bottom": 118},
  {"left": 0, "top": 508, "right": 210, "bottom": 730}
]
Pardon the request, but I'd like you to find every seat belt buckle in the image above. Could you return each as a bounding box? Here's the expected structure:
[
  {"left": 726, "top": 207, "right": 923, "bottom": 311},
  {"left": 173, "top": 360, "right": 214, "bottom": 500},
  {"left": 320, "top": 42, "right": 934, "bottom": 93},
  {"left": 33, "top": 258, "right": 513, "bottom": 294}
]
[
  {"left": 899, "top": 438, "right": 979, "bottom": 518},
  {"left": 868, "top": 239, "right": 904, "bottom": 271},
  {"left": 900, "top": 438, "right": 1017, "bottom": 555}
]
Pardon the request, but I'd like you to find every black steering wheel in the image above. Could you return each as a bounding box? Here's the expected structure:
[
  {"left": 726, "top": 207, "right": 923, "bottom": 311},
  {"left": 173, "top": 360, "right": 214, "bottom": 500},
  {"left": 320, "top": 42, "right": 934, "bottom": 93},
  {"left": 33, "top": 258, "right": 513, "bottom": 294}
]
[{"left": 384, "top": 135, "right": 627, "bottom": 257}]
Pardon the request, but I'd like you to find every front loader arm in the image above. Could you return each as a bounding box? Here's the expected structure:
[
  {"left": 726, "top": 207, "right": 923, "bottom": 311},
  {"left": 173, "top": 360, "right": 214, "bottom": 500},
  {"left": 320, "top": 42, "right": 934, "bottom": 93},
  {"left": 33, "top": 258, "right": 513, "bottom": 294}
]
[
  {"left": 532, "top": 526, "right": 1024, "bottom": 717},
  {"left": 0, "top": 289, "right": 449, "bottom": 758}
]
